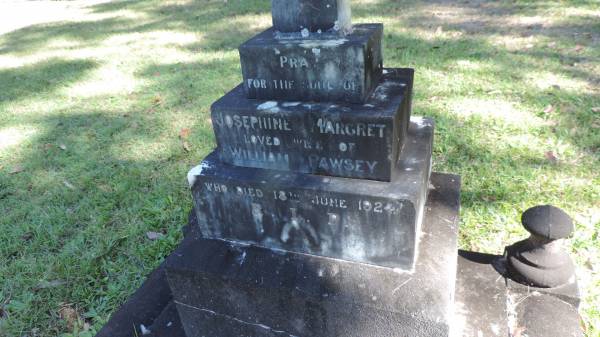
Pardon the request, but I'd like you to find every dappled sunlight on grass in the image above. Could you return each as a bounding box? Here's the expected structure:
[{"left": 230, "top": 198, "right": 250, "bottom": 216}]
[
  {"left": 0, "top": 0, "right": 598, "bottom": 335},
  {"left": 0, "top": 126, "right": 38, "bottom": 152},
  {"left": 448, "top": 98, "right": 543, "bottom": 126}
]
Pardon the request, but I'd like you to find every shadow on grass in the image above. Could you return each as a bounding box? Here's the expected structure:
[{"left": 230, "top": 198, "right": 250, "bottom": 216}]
[
  {"left": 0, "top": 56, "right": 237, "bottom": 334},
  {"left": 0, "top": 59, "right": 97, "bottom": 105}
]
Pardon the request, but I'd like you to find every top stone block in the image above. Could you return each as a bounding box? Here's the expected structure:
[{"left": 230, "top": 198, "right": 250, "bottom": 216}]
[{"left": 272, "top": 0, "right": 352, "bottom": 34}]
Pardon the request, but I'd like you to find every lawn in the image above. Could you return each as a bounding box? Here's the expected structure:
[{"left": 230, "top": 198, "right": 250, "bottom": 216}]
[{"left": 0, "top": 0, "right": 598, "bottom": 336}]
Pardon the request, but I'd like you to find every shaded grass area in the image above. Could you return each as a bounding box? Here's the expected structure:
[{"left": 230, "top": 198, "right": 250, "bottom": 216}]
[{"left": 0, "top": 0, "right": 598, "bottom": 336}]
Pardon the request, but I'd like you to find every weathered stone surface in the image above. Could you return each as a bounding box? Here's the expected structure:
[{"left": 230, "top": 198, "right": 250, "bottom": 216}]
[
  {"left": 511, "top": 291, "right": 584, "bottom": 337},
  {"left": 272, "top": 0, "right": 352, "bottom": 34},
  {"left": 188, "top": 117, "right": 433, "bottom": 269},
  {"left": 506, "top": 205, "right": 577, "bottom": 288},
  {"left": 168, "top": 173, "right": 460, "bottom": 337},
  {"left": 453, "top": 251, "right": 509, "bottom": 337},
  {"left": 212, "top": 68, "right": 413, "bottom": 181},
  {"left": 521, "top": 205, "right": 574, "bottom": 240},
  {"left": 506, "top": 277, "right": 580, "bottom": 308},
  {"left": 239, "top": 24, "right": 383, "bottom": 103},
  {"left": 145, "top": 302, "right": 185, "bottom": 337}
]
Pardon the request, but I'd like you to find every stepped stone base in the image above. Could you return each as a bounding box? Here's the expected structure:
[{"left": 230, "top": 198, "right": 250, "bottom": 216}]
[
  {"left": 95, "top": 173, "right": 583, "bottom": 337},
  {"left": 189, "top": 117, "right": 433, "bottom": 270},
  {"left": 168, "top": 173, "right": 459, "bottom": 337}
]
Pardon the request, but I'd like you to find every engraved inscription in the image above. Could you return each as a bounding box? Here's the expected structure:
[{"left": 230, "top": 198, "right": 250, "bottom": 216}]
[
  {"left": 308, "top": 156, "right": 378, "bottom": 175},
  {"left": 279, "top": 56, "right": 309, "bottom": 68},
  {"left": 317, "top": 118, "right": 386, "bottom": 138},
  {"left": 214, "top": 113, "right": 292, "bottom": 132},
  {"left": 227, "top": 147, "right": 290, "bottom": 165},
  {"left": 245, "top": 77, "right": 358, "bottom": 92}
]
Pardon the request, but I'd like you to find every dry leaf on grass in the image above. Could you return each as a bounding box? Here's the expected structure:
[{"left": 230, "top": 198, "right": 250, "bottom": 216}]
[
  {"left": 21, "top": 232, "right": 33, "bottom": 242},
  {"left": 9, "top": 165, "right": 24, "bottom": 174},
  {"left": 179, "top": 128, "right": 191, "bottom": 139},
  {"left": 63, "top": 180, "right": 75, "bottom": 189},
  {"left": 59, "top": 144, "right": 67, "bottom": 150},
  {"left": 146, "top": 231, "right": 164, "bottom": 240},
  {"left": 152, "top": 95, "right": 163, "bottom": 106},
  {"left": 35, "top": 280, "right": 66, "bottom": 290},
  {"left": 543, "top": 104, "right": 554, "bottom": 114},
  {"left": 182, "top": 141, "right": 191, "bottom": 152},
  {"left": 574, "top": 44, "right": 584, "bottom": 52},
  {"left": 545, "top": 151, "right": 559, "bottom": 164},
  {"left": 591, "top": 107, "right": 600, "bottom": 113},
  {"left": 58, "top": 303, "right": 80, "bottom": 330}
]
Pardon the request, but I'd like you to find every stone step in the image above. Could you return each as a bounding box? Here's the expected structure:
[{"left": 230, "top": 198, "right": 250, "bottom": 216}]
[
  {"left": 168, "top": 173, "right": 460, "bottom": 337},
  {"left": 146, "top": 302, "right": 185, "bottom": 337},
  {"left": 239, "top": 24, "right": 383, "bottom": 104},
  {"left": 187, "top": 116, "right": 433, "bottom": 270},
  {"left": 211, "top": 68, "right": 413, "bottom": 182}
]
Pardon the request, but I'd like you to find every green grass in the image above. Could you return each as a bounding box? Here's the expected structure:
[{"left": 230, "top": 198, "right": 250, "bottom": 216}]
[{"left": 0, "top": 0, "right": 598, "bottom": 336}]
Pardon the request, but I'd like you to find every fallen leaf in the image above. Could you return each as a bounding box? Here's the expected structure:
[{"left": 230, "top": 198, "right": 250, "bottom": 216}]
[
  {"left": 482, "top": 195, "right": 497, "bottom": 202},
  {"left": 182, "top": 141, "right": 191, "bottom": 152},
  {"left": 63, "top": 180, "right": 75, "bottom": 189},
  {"left": 152, "top": 95, "right": 163, "bottom": 106},
  {"left": 35, "top": 280, "right": 66, "bottom": 290},
  {"left": 574, "top": 44, "right": 584, "bottom": 52},
  {"left": 59, "top": 144, "right": 67, "bottom": 150},
  {"left": 591, "top": 107, "right": 600, "bottom": 113},
  {"left": 543, "top": 104, "right": 554, "bottom": 114},
  {"left": 58, "top": 303, "right": 80, "bottom": 330},
  {"left": 146, "top": 231, "right": 164, "bottom": 240},
  {"left": 179, "top": 128, "right": 191, "bottom": 139},
  {"left": 98, "top": 184, "right": 112, "bottom": 192},
  {"left": 21, "top": 232, "right": 33, "bottom": 242},
  {"left": 9, "top": 165, "right": 24, "bottom": 174},
  {"left": 545, "top": 151, "right": 558, "bottom": 164}
]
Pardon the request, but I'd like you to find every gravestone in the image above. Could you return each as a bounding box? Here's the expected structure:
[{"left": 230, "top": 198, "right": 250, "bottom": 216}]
[
  {"left": 171, "top": 1, "right": 457, "bottom": 336},
  {"left": 96, "top": 1, "right": 584, "bottom": 336}
]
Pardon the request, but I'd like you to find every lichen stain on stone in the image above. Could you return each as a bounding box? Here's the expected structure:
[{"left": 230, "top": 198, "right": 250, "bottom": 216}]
[
  {"left": 256, "top": 101, "right": 280, "bottom": 113},
  {"left": 187, "top": 162, "right": 213, "bottom": 187},
  {"left": 299, "top": 39, "right": 348, "bottom": 49}
]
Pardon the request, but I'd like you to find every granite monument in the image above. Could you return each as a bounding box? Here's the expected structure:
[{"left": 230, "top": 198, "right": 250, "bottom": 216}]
[{"left": 96, "top": 1, "right": 584, "bottom": 336}]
